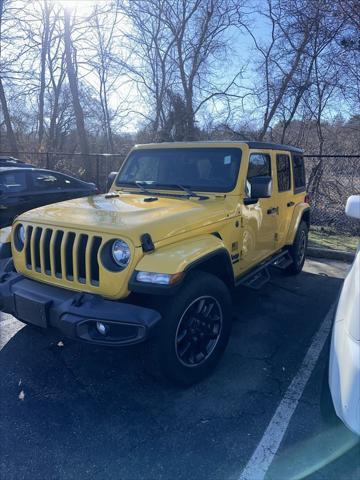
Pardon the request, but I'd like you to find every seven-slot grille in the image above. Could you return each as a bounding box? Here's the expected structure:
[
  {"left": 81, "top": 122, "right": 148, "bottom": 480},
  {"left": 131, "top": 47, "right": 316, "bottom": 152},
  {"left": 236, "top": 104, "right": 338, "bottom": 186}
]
[{"left": 24, "top": 225, "right": 102, "bottom": 286}]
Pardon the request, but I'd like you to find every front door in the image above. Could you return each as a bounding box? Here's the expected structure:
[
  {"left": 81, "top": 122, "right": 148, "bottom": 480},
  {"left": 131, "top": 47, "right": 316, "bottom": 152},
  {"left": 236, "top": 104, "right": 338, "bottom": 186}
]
[
  {"left": 0, "top": 170, "right": 32, "bottom": 228},
  {"left": 241, "top": 151, "right": 278, "bottom": 268}
]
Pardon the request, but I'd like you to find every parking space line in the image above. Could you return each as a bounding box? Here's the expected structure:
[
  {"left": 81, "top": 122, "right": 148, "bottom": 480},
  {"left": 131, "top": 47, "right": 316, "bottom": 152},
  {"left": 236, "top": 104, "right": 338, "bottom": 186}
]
[
  {"left": 0, "top": 317, "right": 24, "bottom": 350},
  {"left": 238, "top": 304, "right": 335, "bottom": 480}
]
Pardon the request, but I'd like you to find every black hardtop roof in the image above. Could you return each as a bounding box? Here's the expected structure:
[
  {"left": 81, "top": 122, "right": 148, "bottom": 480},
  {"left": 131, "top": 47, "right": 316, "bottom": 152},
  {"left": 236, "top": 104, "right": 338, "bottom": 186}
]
[
  {"left": 136, "top": 140, "right": 304, "bottom": 154},
  {"left": 245, "top": 141, "right": 303, "bottom": 153}
]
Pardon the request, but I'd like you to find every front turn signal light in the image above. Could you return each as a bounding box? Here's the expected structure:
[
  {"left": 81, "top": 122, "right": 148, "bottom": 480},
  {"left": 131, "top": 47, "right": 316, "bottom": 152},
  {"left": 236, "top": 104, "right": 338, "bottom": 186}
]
[{"left": 136, "top": 271, "right": 184, "bottom": 285}]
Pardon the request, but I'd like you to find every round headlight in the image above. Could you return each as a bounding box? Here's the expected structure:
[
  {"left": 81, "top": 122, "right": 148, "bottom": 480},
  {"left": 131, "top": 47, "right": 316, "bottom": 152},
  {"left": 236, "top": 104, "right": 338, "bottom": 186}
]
[{"left": 111, "top": 240, "right": 131, "bottom": 269}]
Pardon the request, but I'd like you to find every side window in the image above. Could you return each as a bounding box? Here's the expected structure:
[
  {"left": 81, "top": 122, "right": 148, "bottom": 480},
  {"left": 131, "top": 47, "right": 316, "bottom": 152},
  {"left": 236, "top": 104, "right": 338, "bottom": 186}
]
[
  {"left": 246, "top": 153, "right": 271, "bottom": 197},
  {"left": 0, "top": 171, "right": 27, "bottom": 193},
  {"left": 247, "top": 153, "right": 271, "bottom": 179},
  {"left": 292, "top": 154, "right": 306, "bottom": 191},
  {"left": 276, "top": 154, "right": 291, "bottom": 192},
  {"left": 56, "top": 173, "right": 80, "bottom": 189},
  {"left": 31, "top": 171, "right": 63, "bottom": 190}
]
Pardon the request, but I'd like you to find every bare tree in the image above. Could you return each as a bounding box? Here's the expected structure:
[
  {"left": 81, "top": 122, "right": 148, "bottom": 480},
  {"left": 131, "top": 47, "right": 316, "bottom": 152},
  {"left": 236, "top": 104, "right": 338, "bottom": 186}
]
[
  {"left": 47, "top": 31, "right": 67, "bottom": 151},
  {"left": 162, "top": 0, "right": 243, "bottom": 139},
  {"left": 37, "top": 0, "right": 53, "bottom": 149},
  {"left": 244, "top": 0, "right": 344, "bottom": 141},
  {"left": 85, "top": 2, "right": 126, "bottom": 152},
  {"left": 122, "top": 0, "right": 243, "bottom": 140},
  {"left": 1, "top": 0, "right": 359, "bottom": 165},
  {"left": 63, "top": 7, "right": 90, "bottom": 157},
  {"left": 0, "top": 0, "right": 18, "bottom": 152},
  {"left": 121, "top": 0, "right": 177, "bottom": 139}
]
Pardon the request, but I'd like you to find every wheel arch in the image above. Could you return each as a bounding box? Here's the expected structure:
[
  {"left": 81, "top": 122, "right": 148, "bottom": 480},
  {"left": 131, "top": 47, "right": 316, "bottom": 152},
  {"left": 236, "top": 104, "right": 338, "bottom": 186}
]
[
  {"left": 184, "top": 249, "right": 235, "bottom": 290},
  {"left": 285, "top": 205, "right": 310, "bottom": 245},
  {"left": 130, "top": 235, "right": 235, "bottom": 295}
]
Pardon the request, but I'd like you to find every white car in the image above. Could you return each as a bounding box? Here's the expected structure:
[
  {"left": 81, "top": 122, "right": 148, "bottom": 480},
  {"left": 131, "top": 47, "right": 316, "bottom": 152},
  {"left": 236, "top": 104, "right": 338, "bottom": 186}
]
[{"left": 328, "top": 195, "right": 360, "bottom": 435}]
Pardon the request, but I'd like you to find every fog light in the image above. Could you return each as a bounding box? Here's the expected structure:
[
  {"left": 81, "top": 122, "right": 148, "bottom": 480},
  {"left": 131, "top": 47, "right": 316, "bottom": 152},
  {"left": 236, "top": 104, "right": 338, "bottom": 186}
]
[{"left": 96, "top": 321, "right": 109, "bottom": 336}]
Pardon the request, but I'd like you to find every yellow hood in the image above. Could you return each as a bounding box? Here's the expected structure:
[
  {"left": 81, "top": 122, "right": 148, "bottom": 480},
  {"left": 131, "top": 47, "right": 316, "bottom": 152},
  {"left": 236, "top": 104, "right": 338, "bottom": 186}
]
[{"left": 17, "top": 193, "right": 235, "bottom": 246}]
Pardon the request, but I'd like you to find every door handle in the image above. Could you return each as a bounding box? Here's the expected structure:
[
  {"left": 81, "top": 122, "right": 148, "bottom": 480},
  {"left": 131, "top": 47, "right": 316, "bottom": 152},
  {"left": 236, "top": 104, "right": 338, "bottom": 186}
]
[
  {"left": 267, "top": 207, "right": 279, "bottom": 215},
  {"left": 287, "top": 201, "right": 295, "bottom": 207}
]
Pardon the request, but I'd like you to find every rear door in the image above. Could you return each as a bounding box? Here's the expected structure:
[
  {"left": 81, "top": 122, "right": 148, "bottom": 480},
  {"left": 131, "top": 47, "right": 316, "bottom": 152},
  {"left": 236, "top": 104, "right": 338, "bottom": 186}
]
[
  {"left": 29, "top": 170, "right": 93, "bottom": 206},
  {"left": 54, "top": 172, "right": 94, "bottom": 200},
  {"left": 29, "top": 170, "right": 64, "bottom": 208},
  {"left": 274, "top": 151, "right": 294, "bottom": 247}
]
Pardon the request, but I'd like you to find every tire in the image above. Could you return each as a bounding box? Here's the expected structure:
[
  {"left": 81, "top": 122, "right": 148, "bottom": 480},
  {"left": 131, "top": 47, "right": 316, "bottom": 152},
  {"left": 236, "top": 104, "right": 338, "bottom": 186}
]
[
  {"left": 286, "top": 220, "right": 308, "bottom": 275},
  {"left": 146, "top": 271, "right": 232, "bottom": 386}
]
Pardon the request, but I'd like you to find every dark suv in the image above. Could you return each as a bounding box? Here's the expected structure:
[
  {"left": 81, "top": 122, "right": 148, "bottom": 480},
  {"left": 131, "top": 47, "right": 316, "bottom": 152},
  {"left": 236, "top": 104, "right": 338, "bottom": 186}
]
[{"left": 0, "top": 166, "right": 98, "bottom": 228}]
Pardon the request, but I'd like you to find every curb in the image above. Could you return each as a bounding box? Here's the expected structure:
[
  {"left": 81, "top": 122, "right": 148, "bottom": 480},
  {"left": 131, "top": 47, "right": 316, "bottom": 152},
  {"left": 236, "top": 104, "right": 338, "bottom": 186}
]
[{"left": 307, "top": 246, "right": 355, "bottom": 263}]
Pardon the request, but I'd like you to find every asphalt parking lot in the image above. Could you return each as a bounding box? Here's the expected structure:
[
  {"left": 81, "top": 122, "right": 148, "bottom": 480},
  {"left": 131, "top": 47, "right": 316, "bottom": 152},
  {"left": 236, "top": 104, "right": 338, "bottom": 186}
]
[{"left": 0, "top": 258, "right": 359, "bottom": 480}]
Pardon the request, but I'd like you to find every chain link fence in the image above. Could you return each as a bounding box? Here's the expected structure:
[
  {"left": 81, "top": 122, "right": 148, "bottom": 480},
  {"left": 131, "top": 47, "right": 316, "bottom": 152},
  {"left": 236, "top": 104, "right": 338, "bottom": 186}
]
[
  {"left": 304, "top": 155, "right": 360, "bottom": 236},
  {"left": 2, "top": 149, "right": 359, "bottom": 238}
]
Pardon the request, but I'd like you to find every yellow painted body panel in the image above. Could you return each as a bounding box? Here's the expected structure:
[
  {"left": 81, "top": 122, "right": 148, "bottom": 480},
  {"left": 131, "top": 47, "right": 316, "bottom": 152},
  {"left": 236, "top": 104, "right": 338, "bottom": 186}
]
[
  {"left": 135, "top": 235, "right": 227, "bottom": 275},
  {"left": 11, "top": 142, "right": 309, "bottom": 299},
  {"left": 285, "top": 202, "right": 310, "bottom": 244}
]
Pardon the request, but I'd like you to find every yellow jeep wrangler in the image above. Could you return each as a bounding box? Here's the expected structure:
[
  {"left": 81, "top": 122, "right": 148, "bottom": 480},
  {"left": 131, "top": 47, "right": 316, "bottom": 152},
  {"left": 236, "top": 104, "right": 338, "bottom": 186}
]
[{"left": 0, "top": 141, "right": 310, "bottom": 385}]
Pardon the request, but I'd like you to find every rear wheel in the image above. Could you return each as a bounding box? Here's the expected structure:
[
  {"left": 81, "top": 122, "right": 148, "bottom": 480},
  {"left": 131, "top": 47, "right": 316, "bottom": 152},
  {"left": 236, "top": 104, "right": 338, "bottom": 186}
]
[
  {"left": 286, "top": 220, "right": 308, "bottom": 275},
  {"left": 146, "top": 271, "right": 232, "bottom": 386}
]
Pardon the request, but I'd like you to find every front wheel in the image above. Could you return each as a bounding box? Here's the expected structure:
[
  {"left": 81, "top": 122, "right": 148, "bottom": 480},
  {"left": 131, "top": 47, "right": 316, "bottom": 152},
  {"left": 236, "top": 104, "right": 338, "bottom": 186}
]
[
  {"left": 286, "top": 220, "right": 308, "bottom": 275},
  {"left": 147, "top": 271, "right": 232, "bottom": 386}
]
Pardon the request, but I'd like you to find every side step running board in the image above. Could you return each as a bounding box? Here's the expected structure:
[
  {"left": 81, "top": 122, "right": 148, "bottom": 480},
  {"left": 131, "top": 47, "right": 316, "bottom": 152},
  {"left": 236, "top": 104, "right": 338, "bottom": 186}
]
[
  {"left": 271, "top": 252, "right": 293, "bottom": 270},
  {"left": 235, "top": 250, "right": 293, "bottom": 290}
]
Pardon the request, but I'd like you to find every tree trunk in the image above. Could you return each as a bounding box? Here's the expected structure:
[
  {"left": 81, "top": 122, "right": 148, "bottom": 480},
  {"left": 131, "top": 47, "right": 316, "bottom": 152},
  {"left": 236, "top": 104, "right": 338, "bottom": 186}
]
[
  {"left": 0, "top": 77, "right": 18, "bottom": 153},
  {"left": 38, "top": 1, "right": 50, "bottom": 149},
  {"left": 258, "top": 31, "right": 311, "bottom": 140},
  {"left": 63, "top": 9, "right": 91, "bottom": 175}
]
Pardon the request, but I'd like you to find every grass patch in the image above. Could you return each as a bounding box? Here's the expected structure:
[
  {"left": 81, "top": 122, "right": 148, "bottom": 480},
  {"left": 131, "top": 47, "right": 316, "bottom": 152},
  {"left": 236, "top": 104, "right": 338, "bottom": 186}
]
[{"left": 309, "top": 227, "right": 358, "bottom": 252}]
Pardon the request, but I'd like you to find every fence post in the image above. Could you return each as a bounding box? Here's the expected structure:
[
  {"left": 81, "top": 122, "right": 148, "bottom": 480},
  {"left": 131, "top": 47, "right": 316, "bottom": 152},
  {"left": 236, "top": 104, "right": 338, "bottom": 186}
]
[{"left": 96, "top": 155, "right": 100, "bottom": 188}]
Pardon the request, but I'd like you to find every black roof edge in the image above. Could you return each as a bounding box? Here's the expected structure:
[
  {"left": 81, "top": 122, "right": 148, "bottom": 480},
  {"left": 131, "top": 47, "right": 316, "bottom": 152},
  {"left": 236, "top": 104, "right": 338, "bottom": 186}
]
[{"left": 246, "top": 141, "right": 303, "bottom": 153}]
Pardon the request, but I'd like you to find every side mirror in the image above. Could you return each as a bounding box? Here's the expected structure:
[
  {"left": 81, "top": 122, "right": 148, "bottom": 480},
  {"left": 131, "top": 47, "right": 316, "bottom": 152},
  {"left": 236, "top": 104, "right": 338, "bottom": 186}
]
[
  {"left": 345, "top": 195, "right": 360, "bottom": 220},
  {"left": 244, "top": 176, "right": 272, "bottom": 205},
  {"left": 106, "top": 171, "right": 117, "bottom": 192}
]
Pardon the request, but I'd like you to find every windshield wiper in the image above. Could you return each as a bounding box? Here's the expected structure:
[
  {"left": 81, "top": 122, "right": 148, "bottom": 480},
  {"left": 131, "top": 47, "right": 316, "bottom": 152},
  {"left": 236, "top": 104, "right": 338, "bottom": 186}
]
[
  {"left": 174, "top": 184, "right": 209, "bottom": 200},
  {"left": 119, "top": 181, "right": 156, "bottom": 196},
  {"left": 135, "top": 181, "right": 155, "bottom": 196},
  {"left": 119, "top": 181, "right": 209, "bottom": 200}
]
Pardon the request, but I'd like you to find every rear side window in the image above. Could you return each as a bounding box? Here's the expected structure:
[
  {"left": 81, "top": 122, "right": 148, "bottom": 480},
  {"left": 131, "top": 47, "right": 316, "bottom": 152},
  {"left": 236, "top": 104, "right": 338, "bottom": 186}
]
[
  {"left": 56, "top": 173, "right": 81, "bottom": 189},
  {"left": 292, "top": 154, "right": 306, "bottom": 191},
  {"left": 0, "top": 171, "right": 27, "bottom": 193},
  {"left": 247, "top": 153, "right": 271, "bottom": 179},
  {"left": 276, "top": 154, "right": 291, "bottom": 192}
]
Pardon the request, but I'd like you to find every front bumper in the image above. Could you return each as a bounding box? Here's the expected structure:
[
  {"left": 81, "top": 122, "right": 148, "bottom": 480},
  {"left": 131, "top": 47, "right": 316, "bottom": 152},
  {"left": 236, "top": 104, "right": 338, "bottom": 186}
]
[{"left": 0, "top": 270, "right": 162, "bottom": 346}]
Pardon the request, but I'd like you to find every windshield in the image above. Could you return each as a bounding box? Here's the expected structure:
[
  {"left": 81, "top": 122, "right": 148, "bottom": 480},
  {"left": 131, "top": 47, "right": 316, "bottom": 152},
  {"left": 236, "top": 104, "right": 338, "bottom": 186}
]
[{"left": 116, "top": 147, "right": 242, "bottom": 193}]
